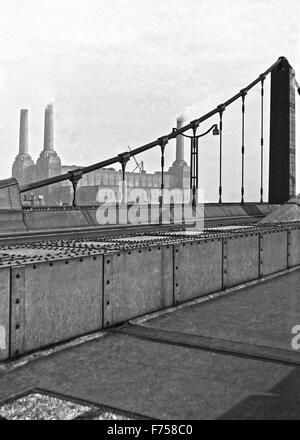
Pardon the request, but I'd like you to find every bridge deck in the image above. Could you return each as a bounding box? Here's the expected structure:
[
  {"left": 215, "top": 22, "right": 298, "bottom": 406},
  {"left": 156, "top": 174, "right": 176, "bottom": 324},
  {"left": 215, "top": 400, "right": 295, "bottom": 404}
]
[{"left": 0, "top": 269, "right": 300, "bottom": 420}]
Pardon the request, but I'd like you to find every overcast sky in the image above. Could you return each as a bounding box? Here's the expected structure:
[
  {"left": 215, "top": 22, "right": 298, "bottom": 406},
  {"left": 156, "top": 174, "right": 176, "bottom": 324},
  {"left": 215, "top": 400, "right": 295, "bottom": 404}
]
[{"left": 0, "top": 0, "right": 299, "bottom": 201}]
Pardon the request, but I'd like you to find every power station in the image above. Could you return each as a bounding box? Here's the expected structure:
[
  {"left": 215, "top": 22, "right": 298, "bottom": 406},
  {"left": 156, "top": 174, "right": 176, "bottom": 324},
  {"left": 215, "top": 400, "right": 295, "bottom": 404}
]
[{"left": 12, "top": 107, "right": 190, "bottom": 206}]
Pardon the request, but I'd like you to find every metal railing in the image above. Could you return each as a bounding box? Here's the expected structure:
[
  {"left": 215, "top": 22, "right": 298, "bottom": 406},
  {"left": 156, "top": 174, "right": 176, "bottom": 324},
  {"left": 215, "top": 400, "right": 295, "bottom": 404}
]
[{"left": 19, "top": 57, "right": 292, "bottom": 205}]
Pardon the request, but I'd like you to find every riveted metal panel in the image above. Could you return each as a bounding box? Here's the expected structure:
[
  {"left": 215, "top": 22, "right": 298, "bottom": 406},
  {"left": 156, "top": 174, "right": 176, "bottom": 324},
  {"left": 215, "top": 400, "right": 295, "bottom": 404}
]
[
  {"left": 260, "top": 230, "right": 288, "bottom": 276},
  {"left": 103, "top": 254, "right": 114, "bottom": 327},
  {"left": 103, "top": 245, "right": 173, "bottom": 326},
  {"left": 175, "top": 239, "right": 223, "bottom": 304},
  {"left": 222, "top": 238, "right": 228, "bottom": 289},
  {"left": 10, "top": 266, "right": 26, "bottom": 357},
  {"left": 0, "top": 268, "right": 11, "bottom": 361},
  {"left": 226, "top": 234, "right": 260, "bottom": 287},
  {"left": 10, "top": 256, "right": 103, "bottom": 355},
  {"left": 288, "top": 228, "right": 300, "bottom": 267},
  {"left": 173, "top": 245, "right": 181, "bottom": 305}
]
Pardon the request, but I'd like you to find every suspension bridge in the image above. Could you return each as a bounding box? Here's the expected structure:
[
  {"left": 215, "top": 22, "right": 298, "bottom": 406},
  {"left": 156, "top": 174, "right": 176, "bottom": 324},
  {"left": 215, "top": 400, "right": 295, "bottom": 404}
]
[{"left": 0, "top": 56, "right": 300, "bottom": 420}]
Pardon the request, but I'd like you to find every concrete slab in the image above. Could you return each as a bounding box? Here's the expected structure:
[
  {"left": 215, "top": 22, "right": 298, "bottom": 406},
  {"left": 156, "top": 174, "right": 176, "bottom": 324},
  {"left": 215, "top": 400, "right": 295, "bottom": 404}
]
[
  {"left": 204, "top": 206, "right": 228, "bottom": 218},
  {"left": 0, "top": 212, "right": 26, "bottom": 232},
  {"left": 242, "top": 204, "right": 262, "bottom": 216},
  {"left": 0, "top": 332, "right": 297, "bottom": 420},
  {"left": 141, "top": 269, "right": 300, "bottom": 353},
  {"left": 226, "top": 205, "right": 248, "bottom": 217},
  {"left": 24, "top": 210, "right": 90, "bottom": 230}
]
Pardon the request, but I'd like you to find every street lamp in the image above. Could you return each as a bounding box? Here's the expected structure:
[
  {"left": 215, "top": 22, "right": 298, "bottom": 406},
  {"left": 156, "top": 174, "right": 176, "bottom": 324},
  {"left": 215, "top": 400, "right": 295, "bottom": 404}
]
[{"left": 173, "top": 123, "right": 219, "bottom": 208}]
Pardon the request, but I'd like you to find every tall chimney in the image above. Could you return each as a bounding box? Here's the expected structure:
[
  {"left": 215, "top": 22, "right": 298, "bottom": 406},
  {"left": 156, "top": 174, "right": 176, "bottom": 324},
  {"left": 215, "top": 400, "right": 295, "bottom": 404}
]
[
  {"left": 19, "top": 109, "right": 28, "bottom": 154},
  {"left": 44, "top": 103, "right": 54, "bottom": 151},
  {"left": 176, "top": 115, "right": 185, "bottom": 163}
]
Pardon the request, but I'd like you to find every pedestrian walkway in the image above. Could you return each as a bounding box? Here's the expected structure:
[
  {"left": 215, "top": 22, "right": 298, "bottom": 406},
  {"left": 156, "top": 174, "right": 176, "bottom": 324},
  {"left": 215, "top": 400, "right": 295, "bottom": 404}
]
[{"left": 0, "top": 270, "right": 300, "bottom": 420}]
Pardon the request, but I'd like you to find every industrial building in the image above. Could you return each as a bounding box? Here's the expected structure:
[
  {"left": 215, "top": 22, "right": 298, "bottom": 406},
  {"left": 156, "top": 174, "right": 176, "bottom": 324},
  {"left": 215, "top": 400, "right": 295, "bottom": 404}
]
[{"left": 12, "top": 105, "right": 190, "bottom": 206}]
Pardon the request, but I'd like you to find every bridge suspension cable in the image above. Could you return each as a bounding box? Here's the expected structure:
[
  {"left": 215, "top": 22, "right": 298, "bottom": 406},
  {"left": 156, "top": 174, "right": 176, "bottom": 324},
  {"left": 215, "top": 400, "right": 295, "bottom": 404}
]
[
  {"left": 240, "top": 90, "right": 247, "bottom": 204},
  {"left": 217, "top": 105, "right": 225, "bottom": 204},
  {"left": 260, "top": 75, "right": 265, "bottom": 203},
  {"left": 19, "top": 57, "right": 295, "bottom": 199}
]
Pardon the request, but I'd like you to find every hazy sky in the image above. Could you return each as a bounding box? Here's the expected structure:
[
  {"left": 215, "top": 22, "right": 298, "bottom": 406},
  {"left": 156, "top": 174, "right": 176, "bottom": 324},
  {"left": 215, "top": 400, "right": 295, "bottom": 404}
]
[{"left": 0, "top": 0, "right": 299, "bottom": 201}]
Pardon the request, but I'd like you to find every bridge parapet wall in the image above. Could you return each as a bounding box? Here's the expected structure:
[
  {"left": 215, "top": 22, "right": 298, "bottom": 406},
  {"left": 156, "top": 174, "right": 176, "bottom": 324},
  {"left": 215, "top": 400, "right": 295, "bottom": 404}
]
[
  {"left": 103, "top": 246, "right": 173, "bottom": 327},
  {"left": 9, "top": 256, "right": 103, "bottom": 357},
  {"left": 0, "top": 268, "right": 10, "bottom": 361},
  {"left": 0, "top": 202, "right": 281, "bottom": 235},
  {"left": 225, "top": 234, "right": 260, "bottom": 288},
  {"left": 24, "top": 209, "right": 91, "bottom": 229},
  {"left": 173, "top": 239, "right": 223, "bottom": 304},
  {"left": 1, "top": 224, "right": 300, "bottom": 360}
]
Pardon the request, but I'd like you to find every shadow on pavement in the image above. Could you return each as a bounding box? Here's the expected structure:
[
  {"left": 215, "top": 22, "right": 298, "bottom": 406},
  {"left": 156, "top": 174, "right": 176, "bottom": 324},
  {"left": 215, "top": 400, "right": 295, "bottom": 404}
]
[{"left": 217, "top": 368, "right": 300, "bottom": 420}]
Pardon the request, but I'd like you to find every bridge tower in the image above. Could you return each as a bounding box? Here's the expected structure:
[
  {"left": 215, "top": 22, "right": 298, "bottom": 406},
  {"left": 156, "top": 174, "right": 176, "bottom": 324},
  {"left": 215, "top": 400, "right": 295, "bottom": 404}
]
[{"left": 269, "top": 57, "right": 296, "bottom": 204}]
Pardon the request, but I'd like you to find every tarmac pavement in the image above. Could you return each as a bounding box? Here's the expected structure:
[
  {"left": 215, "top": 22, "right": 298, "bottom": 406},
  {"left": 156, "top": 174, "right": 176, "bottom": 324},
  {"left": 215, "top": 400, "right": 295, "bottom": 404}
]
[{"left": 0, "top": 270, "right": 300, "bottom": 420}]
